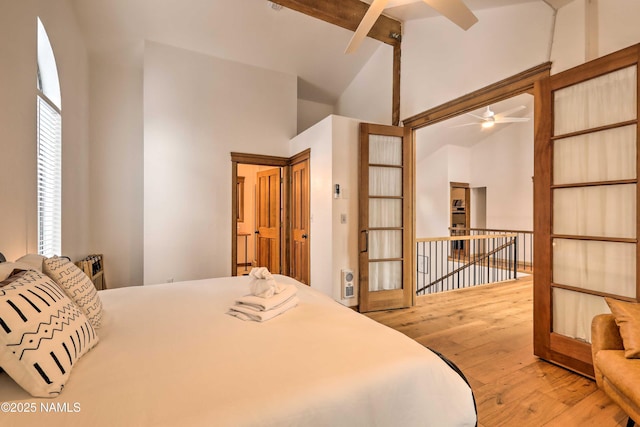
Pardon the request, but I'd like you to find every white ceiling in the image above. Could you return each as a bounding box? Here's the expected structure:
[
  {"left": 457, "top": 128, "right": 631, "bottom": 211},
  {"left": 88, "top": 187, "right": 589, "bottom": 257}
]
[
  {"left": 415, "top": 92, "right": 534, "bottom": 162},
  {"left": 71, "top": 0, "right": 565, "bottom": 105}
]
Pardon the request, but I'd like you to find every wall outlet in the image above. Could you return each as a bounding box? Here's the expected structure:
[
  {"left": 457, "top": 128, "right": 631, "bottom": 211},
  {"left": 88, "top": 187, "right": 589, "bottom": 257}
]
[
  {"left": 342, "top": 269, "right": 355, "bottom": 299},
  {"left": 340, "top": 213, "right": 347, "bottom": 224}
]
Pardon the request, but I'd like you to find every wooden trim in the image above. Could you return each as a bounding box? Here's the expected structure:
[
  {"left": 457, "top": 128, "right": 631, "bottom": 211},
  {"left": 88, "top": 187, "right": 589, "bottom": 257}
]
[
  {"left": 637, "top": 55, "right": 640, "bottom": 304},
  {"left": 533, "top": 76, "right": 553, "bottom": 360},
  {"left": 549, "top": 44, "right": 640, "bottom": 91},
  {"left": 281, "top": 164, "right": 291, "bottom": 276},
  {"left": 551, "top": 234, "right": 637, "bottom": 243},
  {"left": 551, "top": 283, "right": 637, "bottom": 302},
  {"left": 551, "top": 179, "right": 637, "bottom": 189},
  {"left": 289, "top": 148, "right": 310, "bottom": 164},
  {"left": 551, "top": 119, "right": 637, "bottom": 140},
  {"left": 270, "top": 0, "right": 402, "bottom": 47},
  {"left": 449, "top": 181, "right": 469, "bottom": 188},
  {"left": 402, "top": 126, "right": 413, "bottom": 309},
  {"left": 392, "top": 43, "right": 401, "bottom": 126},
  {"left": 403, "top": 62, "right": 552, "bottom": 129},
  {"left": 549, "top": 333, "right": 594, "bottom": 367},
  {"left": 231, "top": 161, "right": 239, "bottom": 276},
  {"left": 231, "top": 152, "right": 289, "bottom": 167}
]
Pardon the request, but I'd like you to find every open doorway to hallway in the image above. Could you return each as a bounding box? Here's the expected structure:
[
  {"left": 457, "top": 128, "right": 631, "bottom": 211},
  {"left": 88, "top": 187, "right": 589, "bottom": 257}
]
[{"left": 414, "top": 93, "right": 534, "bottom": 295}]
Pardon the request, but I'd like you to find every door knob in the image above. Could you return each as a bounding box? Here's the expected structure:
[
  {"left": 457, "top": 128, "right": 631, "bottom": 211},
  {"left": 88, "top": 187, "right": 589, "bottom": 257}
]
[{"left": 302, "top": 234, "right": 308, "bottom": 239}]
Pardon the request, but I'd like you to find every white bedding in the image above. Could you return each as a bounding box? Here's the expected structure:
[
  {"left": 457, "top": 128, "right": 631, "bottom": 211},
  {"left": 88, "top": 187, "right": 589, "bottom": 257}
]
[{"left": 0, "top": 275, "right": 476, "bottom": 426}]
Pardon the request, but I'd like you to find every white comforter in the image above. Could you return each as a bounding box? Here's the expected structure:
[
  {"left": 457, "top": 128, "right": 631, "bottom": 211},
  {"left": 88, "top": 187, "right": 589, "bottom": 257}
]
[{"left": 0, "top": 275, "right": 476, "bottom": 426}]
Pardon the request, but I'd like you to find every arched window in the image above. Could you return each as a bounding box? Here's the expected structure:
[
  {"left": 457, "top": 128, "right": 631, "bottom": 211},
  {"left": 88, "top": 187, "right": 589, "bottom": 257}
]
[{"left": 36, "top": 17, "right": 62, "bottom": 256}]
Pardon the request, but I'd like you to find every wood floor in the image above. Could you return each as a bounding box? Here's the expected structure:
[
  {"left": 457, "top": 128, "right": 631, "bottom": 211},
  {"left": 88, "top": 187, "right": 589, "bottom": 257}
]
[{"left": 365, "top": 276, "right": 629, "bottom": 427}]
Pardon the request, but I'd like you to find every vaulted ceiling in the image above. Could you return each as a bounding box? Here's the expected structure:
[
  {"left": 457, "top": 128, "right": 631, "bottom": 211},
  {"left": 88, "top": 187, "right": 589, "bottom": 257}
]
[{"left": 71, "top": 0, "right": 570, "bottom": 105}]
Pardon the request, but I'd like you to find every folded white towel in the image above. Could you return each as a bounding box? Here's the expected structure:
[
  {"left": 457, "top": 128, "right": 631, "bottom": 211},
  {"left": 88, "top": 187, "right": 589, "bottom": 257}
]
[
  {"left": 235, "top": 284, "right": 297, "bottom": 311},
  {"left": 249, "top": 267, "right": 272, "bottom": 280},
  {"left": 227, "top": 296, "right": 299, "bottom": 322},
  {"left": 248, "top": 267, "right": 286, "bottom": 298}
]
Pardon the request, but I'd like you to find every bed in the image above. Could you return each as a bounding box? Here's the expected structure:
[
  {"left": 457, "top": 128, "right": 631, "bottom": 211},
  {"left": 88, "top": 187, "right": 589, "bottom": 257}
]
[{"left": 0, "top": 273, "right": 476, "bottom": 426}]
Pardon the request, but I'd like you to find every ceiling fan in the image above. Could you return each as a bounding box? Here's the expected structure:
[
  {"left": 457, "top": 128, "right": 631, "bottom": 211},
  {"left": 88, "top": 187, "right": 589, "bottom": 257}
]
[
  {"left": 453, "top": 105, "right": 530, "bottom": 129},
  {"left": 346, "top": 0, "right": 478, "bottom": 54}
]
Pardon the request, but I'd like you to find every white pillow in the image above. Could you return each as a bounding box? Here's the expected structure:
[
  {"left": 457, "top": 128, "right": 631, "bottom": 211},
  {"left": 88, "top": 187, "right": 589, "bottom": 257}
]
[
  {"left": 0, "top": 262, "right": 34, "bottom": 281},
  {"left": 0, "top": 270, "right": 99, "bottom": 397},
  {"left": 43, "top": 256, "right": 103, "bottom": 329},
  {"left": 15, "top": 254, "right": 47, "bottom": 272}
]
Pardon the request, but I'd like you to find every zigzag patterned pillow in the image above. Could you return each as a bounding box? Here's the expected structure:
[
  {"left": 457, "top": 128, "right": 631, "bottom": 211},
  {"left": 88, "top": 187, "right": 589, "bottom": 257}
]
[
  {"left": 0, "top": 270, "right": 99, "bottom": 397},
  {"left": 43, "top": 256, "right": 103, "bottom": 328}
]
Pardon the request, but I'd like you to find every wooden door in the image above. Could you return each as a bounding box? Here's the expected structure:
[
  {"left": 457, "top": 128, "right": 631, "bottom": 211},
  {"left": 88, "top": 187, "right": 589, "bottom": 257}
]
[
  {"left": 534, "top": 45, "right": 640, "bottom": 377},
  {"left": 290, "top": 156, "right": 310, "bottom": 284},
  {"left": 359, "top": 123, "right": 413, "bottom": 312},
  {"left": 256, "top": 168, "right": 281, "bottom": 274}
]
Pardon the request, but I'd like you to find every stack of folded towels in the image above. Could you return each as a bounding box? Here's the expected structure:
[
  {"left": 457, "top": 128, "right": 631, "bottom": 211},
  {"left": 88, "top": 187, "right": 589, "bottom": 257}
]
[{"left": 227, "top": 267, "right": 299, "bottom": 322}]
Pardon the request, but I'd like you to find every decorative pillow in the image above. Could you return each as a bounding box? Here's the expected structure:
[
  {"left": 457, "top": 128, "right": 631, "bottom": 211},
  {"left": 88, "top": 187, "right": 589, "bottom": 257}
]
[
  {"left": 0, "top": 262, "right": 34, "bottom": 281},
  {"left": 0, "top": 270, "right": 99, "bottom": 397},
  {"left": 605, "top": 297, "right": 640, "bottom": 358},
  {"left": 43, "top": 256, "right": 103, "bottom": 329},
  {"left": 15, "top": 254, "right": 47, "bottom": 272}
]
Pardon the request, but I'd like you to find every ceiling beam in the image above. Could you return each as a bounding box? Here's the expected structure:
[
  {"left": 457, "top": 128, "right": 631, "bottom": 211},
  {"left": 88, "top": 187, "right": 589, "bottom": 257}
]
[{"left": 270, "top": 0, "right": 402, "bottom": 46}]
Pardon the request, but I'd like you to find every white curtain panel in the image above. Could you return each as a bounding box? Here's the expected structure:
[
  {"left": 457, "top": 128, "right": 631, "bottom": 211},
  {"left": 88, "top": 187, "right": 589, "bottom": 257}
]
[
  {"left": 554, "top": 66, "right": 637, "bottom": 135},
  {"left": 369, "top": 135, "right": 402, "bottom": 166},
  {"left": 369, "top": 199, "right": 402, "bottom": 228},
  {"left": 552, "top": 288, "right": 610, "bottom": 343},
  {"left": 553, "top": 239, "right": 636, "bottom": 298},
  {"left": 553, "top": 125, "right": 636, "bottom": 185},
  {"left": 369, "top": 167, "right": 402, "bottom": 197},
  {"left": 369, "top": 135, "right": 403, "bottom": 291},
  {"left": 552, "top": 65, "right": 637, "bottom": 342},
  {"left": 369, "top": 261, "right": 402, "bottom": 291},
  {"left": 553, "top": 184, "right": 636, "bottom": 239}
]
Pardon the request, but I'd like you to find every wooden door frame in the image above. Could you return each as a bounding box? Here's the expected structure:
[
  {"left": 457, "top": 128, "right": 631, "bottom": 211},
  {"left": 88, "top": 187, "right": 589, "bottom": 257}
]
[
  {"left": 230, "top": 150, "right": 311, "bottom": 277},
  {"left": 400, "top": 62, "right": 551, "bottom": 301}
]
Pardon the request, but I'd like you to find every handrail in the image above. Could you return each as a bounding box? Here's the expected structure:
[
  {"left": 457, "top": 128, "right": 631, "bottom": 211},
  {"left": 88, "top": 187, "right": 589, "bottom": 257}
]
[
  {"left": 416, "top": 237, "right": 515, "bottom": 294},
  {"left": 417, "top": 233, "right": 516, "bottom": 243},
  {"left": 450, "top": 226, "right": 532, "bottom": 234}
]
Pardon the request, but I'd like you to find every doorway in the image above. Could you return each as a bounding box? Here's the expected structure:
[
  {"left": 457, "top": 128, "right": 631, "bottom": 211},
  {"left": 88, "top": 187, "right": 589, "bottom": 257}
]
[{"left": 231, "top": 150, "right": 310, "bottom": 283}]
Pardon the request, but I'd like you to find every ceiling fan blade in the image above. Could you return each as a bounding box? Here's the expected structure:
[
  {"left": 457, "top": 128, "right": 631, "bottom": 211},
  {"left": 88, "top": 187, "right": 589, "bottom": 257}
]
[
  {"left": 494, "top": 117, "right": 530, "bottom": 123},
  {"left": 422, "top": 0, "right": 478, "bottom": 30},
  {"left": 345, "top": 0, "right": 390, "bottom": 54},
  {"left": 466, "top": 112, "right": 486, "bottom": 121},
  {"left": 494, "top": 105, "right": 526, "bottom": 120},
  {"left": 450, "top": 122, "right": 482, "bottom": 128}
]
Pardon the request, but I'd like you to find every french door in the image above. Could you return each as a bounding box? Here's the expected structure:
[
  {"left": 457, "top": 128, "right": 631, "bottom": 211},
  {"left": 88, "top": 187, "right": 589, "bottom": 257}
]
[
  {"left": 256, "top": 168, "right": 281, "bottom": 274},
  {"left": 359, "top": 123, "right": 413, "bottom": 312},
  {"left": 534, "top": 44, "right": 640, "bottom": 376}
]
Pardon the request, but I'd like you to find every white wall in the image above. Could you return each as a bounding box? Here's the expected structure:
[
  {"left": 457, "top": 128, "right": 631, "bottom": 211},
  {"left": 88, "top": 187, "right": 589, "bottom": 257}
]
[
  {"left": 289, "top": 115, "right": 360, "bottom": 306},
  {"left": 290, "top": 117, "right": 333, "bottom": 296},
  {"left": 0, "top": 0, "right": 90, "bottom": 262},
  {"left": 143, "top": 41, "right": 296, "bottom": 285},
  {"left": 469, "top": 120, "right": 534, "bottom": 231},
  {"left": 335, "top": 44, "right": 393, "bottom": 125},
  {"left": 330, "top": 116, "right": 360, "bottom": 305},
  {"left": 88, "top": 43, "right": 144, "bottom": 288},
  {"left": 415, "top": 145, "right": 450, "bottom": 238},
  {"left": 551, "top": 0, "right": 640, "bottom": 74},
  {"left": 297, "top": 99, "right": 334, "bottom": 134},
  {"left": 416, "top": 118, "right": 534, "bottom": 239}
]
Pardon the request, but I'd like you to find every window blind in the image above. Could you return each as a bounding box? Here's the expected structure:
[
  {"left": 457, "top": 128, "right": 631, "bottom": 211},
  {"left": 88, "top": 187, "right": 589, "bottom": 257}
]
[{"left": 37, "top": 94, "right": 61, "bottom": 257}]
